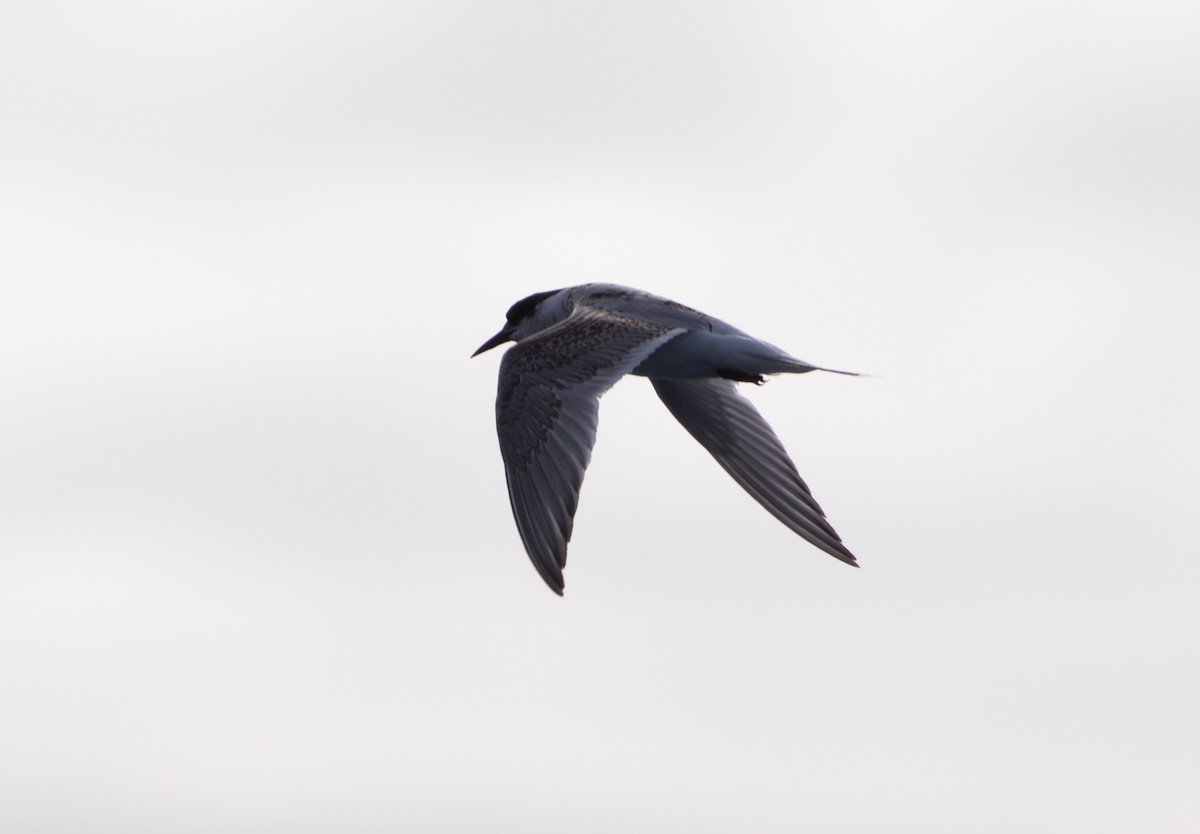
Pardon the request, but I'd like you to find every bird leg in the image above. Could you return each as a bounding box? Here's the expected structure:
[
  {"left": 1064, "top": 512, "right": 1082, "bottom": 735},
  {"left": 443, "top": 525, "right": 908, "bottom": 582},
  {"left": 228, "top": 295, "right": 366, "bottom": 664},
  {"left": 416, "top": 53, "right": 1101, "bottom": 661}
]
[{"left": 718, "top": 369, "right": 767, "bottom": 385}]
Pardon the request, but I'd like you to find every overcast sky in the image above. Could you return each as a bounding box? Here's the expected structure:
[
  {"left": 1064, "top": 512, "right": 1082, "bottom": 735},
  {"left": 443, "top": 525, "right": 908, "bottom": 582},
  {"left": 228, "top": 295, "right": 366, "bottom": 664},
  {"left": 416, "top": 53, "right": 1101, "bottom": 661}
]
[{"left": 2, "top": 2, "right": 1199, "bottom": 832}]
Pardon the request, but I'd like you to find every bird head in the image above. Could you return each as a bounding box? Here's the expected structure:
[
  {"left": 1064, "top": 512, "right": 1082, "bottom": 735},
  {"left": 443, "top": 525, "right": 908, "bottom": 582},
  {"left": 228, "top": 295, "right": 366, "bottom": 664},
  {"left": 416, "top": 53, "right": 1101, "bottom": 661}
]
[{"left": 472, "top": 288, "right": 562, "bottom": 356}]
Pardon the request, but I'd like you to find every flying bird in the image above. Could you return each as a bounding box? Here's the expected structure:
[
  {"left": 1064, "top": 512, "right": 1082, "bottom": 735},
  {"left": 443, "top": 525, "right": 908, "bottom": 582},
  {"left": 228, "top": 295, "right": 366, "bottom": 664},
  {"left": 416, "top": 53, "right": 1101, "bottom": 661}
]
[{"left": 473, "top": 283, "right": 858, "bottom": 594}]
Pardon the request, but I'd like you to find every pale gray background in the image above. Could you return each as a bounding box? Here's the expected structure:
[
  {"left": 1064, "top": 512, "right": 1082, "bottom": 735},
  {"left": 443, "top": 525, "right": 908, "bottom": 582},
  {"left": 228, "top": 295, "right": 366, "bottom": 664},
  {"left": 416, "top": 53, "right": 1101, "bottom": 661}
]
[{"left": 2, "top": 1, "right": 1198, "bottom": 831}]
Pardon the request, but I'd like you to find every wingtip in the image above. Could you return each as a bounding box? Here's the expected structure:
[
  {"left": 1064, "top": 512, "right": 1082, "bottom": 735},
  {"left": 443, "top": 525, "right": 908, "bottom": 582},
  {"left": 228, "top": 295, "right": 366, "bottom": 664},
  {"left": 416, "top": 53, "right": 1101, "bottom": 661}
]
[
  {"left": 540, "top": 572, "right": 566, "bottom": 596},
  {"left": 840, "top": 552, "right": 860, "bottom": 568},
  {"left": 826, "top": 545, "right": 859, "bottom": 568}
]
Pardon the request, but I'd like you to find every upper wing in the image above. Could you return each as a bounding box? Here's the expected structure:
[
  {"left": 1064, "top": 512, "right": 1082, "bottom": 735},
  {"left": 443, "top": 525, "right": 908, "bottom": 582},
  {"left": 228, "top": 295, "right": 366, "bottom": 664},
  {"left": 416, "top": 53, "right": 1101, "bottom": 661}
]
[
  {"left": 650, "top": 377, "right": 858, "bottom": 566},
  {"left": 497, "top": 307, "right": 683, "bottom": 594},
  {"left": 583, "top": 285, "right": 728, "bottom": 333}
]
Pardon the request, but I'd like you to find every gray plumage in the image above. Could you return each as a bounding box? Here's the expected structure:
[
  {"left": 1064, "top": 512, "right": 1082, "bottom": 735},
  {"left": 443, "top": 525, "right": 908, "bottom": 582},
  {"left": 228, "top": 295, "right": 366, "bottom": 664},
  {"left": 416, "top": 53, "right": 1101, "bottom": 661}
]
[{"left": 473, "top": 283, "right": 858, "bottom": 594}]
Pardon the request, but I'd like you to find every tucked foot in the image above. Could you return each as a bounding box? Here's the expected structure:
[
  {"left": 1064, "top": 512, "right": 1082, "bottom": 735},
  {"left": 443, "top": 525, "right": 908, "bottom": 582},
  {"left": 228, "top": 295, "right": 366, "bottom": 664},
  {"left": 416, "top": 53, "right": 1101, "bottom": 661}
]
[{"left": 718, "top": 369, "right": 767, "bottom": 385}]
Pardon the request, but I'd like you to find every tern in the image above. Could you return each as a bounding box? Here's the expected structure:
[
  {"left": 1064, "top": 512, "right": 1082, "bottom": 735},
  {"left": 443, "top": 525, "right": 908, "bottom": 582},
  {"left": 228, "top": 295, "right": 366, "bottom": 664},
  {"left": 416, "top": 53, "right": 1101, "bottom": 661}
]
[{"left": 473, "top": 283, "right": 858, "bottom": 594}]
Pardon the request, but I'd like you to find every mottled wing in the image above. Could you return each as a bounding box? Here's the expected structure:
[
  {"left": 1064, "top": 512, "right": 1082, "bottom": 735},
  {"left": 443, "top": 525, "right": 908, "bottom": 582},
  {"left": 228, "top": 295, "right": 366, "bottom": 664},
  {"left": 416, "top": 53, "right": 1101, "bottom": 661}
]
[
  {"left": 584, "top": 285, "right": 728, "bottom": 333},
  {"left": 650, "top": 377, "right": 858, "bottom": 566},
  {"left": 498, "top": 308, "right": 683, "bottom": 594}
]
